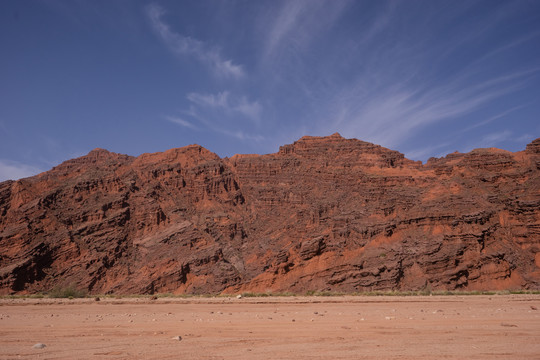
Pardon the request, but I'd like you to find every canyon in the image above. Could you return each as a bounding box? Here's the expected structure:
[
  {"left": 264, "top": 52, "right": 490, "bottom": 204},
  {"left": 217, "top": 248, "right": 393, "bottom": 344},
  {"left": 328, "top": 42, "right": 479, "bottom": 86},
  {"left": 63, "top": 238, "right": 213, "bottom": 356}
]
[{"left": 0, "top": 133, "right": 539, "bottom": 295}]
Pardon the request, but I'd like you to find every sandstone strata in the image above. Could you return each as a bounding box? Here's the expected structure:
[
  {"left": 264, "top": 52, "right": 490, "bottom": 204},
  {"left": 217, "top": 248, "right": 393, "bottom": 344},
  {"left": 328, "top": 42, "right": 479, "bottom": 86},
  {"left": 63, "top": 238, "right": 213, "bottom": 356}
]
[{"left": 1, "top": 134, "right": 539, "bottom": 294}]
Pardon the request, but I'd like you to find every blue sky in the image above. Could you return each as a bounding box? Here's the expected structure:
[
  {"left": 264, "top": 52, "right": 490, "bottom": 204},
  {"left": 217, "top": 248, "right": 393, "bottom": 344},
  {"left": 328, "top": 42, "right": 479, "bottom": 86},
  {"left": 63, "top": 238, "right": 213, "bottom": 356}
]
[{"left": 1, "top": 0, "right": 539, "bottom": 181}]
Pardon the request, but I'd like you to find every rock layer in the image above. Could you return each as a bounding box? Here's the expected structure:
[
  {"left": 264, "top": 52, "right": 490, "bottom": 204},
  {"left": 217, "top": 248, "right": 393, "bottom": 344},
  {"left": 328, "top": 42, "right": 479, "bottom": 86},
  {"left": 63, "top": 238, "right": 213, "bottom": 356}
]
[{"left": 1, "top": 134, "right": 539, "bottom": 294}]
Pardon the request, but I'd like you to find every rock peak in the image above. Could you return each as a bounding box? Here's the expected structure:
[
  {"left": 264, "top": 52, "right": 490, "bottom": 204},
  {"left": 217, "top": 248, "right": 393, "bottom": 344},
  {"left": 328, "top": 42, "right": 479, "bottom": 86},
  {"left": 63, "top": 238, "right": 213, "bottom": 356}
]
[
  {"left": 526, "top": 137, "right": 540, "bottom": 154},
  {"left": 89, "top": 147, "right": 110, "bottom": 153},
  {"left": 84, "top": 148, "right": 132, "bottom": 162},
  {"left": 297, "top": 133, "right": 346, "bottom": 142},
  {"left": 86, "top": 148, "right": 112, "bottom": 157}
]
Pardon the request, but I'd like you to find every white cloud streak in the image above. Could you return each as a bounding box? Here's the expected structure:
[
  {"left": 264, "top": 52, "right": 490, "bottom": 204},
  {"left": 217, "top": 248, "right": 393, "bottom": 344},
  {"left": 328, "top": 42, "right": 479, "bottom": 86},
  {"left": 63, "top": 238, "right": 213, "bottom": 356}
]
[
  {"left": 264, "top": 0, "right": 350, "bottom": 58},
  {"left": 176, "top": 91, "right": 264, "bottom": 142},
  {"left": 295, "top": 2, "right": 540, "bottom": 154},
  {"left": 146, "top": 4, "right": 244, "bottom": 78},
  {"left": 219, "top": 129, "right": 264, "bottom": 142},
  {"left": 148, "top": 1, "right": 537, "bottom": 159},
  {"left": 164, "top": 91, "right": 264, "bottom": 143},
  {"left": 334, "top": 68, "right": 534, "bottom": 148},
  {"left": 461, "top": 104, "right": 528, "bottom": 133},
  {"left": 165, "top": 116, "right": 198, "bottom": 130},
  {"left": 187, "top": 91, "right": 261, "bottom": 123},
  {"left": 266, "top": 1, "right": 305, "bottom": 55},
  {"left": 467, "top": 31, "right": 540, "bottom": 69},
  {"left": 478, "top": 130, "right": 513, "bottom": 148}
]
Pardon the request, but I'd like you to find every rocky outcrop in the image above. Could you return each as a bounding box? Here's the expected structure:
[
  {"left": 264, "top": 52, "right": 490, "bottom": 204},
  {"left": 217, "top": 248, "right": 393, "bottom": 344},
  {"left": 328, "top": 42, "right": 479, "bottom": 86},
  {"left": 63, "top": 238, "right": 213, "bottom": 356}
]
[{"left": 1, "top": 134, "right": 539, "bottom": 294}]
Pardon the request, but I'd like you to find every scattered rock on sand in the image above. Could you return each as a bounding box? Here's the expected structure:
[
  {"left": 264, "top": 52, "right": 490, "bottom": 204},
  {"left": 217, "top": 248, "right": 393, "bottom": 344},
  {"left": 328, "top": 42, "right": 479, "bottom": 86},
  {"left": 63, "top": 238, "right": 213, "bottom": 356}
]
[
  {"left": 530, "top": 306, "right": 537, "bottom": 310},
  {"left": 172, "top": 336, "right": 183, "bottom": 341},
  {"left": 236, "top": 295, "right": 242, "bottom": 299},
  {"left": 33, "top": 343, "right": 46, "bottom": 349}
]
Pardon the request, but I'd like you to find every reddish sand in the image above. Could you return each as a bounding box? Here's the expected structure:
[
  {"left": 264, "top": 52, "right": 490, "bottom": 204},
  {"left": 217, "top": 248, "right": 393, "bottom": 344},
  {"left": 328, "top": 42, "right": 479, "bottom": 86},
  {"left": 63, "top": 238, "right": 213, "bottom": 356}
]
[{"left": 1, "top": 295, "right": 539, "bottom": 359}]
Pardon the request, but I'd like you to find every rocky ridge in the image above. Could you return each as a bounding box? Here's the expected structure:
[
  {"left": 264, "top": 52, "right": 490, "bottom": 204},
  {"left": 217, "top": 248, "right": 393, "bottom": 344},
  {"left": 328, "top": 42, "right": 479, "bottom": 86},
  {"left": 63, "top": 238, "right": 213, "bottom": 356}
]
[{"left": 1, "top": 134, "right": 539, "bottom": 294}]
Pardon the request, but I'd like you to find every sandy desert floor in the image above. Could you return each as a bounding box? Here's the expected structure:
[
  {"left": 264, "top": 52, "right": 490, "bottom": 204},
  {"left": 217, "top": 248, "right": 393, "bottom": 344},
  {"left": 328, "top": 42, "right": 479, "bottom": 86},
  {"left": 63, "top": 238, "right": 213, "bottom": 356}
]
[{"left": 0, "top": 294, "right": 539, "bottom": 359}]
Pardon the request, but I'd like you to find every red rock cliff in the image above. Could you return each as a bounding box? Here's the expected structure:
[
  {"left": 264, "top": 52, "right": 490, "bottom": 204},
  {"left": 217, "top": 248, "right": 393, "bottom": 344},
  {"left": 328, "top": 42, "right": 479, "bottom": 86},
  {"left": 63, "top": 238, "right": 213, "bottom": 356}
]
[{"left": 1, "top": 134, "right": 539, "bottom": 294}]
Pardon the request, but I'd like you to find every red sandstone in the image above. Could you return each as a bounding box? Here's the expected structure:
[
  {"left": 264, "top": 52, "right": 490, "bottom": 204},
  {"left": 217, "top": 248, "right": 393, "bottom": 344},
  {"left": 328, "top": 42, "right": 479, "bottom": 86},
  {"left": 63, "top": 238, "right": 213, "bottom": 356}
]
[{"left": 1, "top": 134, "right": 539, "bottom": 295}]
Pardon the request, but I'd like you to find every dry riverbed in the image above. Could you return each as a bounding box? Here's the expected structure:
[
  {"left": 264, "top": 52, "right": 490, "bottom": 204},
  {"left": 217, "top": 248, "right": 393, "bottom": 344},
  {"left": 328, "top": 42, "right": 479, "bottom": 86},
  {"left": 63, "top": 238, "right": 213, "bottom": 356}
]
[{"left": 0, "top": 294, "right": 539, "bottom": 359}]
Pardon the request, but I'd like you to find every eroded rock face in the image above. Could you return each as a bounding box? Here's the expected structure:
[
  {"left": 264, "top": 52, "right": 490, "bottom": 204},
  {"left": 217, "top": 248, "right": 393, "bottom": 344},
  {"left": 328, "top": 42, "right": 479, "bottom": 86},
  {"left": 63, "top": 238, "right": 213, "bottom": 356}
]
[{"left": 1, "top": 134, "right": 539, "bottom": 294}]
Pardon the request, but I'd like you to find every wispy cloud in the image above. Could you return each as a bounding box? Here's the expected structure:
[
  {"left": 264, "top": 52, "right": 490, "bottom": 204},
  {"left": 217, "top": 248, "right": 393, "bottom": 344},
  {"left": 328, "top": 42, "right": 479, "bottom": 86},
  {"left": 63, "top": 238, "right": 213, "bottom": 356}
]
[
  {"left": 219, "top": 129, "right": 264, "bottom": 142},
  {"left": 265, "top": 1, "right": 305, "bottom": 55},
  {"left": 187, "top": 91, "right": 262, "bottom": 123},
  {"left": 165, "top": 116, "right": 198, "bottom": 130},
  {"left": 0, "top": 160, "right": 42, "bottom": 182},
  {"left": 468, "top": 31, "right": 540, "bottom": 69},
  {"left": 289, "top": 2, "right": 540, "bottom": 157},
  {"left": 461, "top": 104, "right": 528, "bottom": 133},
  {"left": 148, "top": 1, "right": 538, "bottom": 159},
  {"left": 187, "top": 92, "right": 229, "bottom": 108},
  {"left": 453, "top": 130, "right": 537, "bottom": 155},
  {"left": 338, "top": 70, "right": 533, "bottom": 148},
  {"left": 165, "top": 91, "right": 264, "bottom": 143},
  {"left": 263, "top": 0, "right": 350, "bottom": 58},
  {"left": 146, "top": 4, "right": 244, "bottom": 78},
  {"left": 477, "top": 130, "right": 513, "bottom": 148},
  {"left": 397, "top": 127, "right": 532, "bottom": 162},
  {"left": 403, "top": 103, "right": 529, "bottom": 161}
]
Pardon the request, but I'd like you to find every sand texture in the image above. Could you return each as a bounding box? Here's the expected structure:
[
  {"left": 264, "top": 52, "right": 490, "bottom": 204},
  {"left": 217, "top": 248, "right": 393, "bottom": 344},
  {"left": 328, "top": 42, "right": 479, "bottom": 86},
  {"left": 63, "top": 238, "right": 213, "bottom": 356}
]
[{"left": 1, "top": 295, "right": 539, "bottom": 359}]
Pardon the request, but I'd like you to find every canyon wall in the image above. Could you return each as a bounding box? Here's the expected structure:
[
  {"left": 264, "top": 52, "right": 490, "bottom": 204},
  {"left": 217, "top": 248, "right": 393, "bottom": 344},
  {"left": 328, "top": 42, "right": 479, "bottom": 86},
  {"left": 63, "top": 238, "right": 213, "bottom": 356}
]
[{"left": 1, "top": 133, "right": 539, "bottom": 294}]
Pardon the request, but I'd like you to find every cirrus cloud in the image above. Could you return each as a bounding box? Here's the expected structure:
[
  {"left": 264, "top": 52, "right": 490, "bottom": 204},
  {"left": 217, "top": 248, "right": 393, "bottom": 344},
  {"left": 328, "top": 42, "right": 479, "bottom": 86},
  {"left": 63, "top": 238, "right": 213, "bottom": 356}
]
[{"left": 146, "top": 4, "right": 245, "bottom": 79}]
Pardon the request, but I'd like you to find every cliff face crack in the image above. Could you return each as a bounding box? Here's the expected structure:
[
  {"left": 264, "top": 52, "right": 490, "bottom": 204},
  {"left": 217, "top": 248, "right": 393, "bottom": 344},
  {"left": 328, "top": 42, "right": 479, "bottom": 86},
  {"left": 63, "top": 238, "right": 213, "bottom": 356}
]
[{"left": 0, "top": 134, "right": 539, "bottom": 294}]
